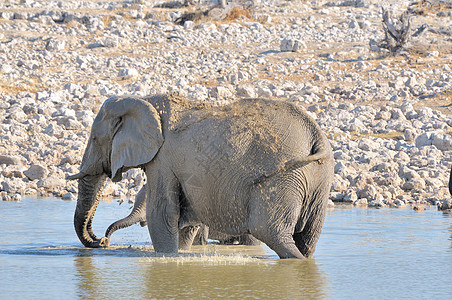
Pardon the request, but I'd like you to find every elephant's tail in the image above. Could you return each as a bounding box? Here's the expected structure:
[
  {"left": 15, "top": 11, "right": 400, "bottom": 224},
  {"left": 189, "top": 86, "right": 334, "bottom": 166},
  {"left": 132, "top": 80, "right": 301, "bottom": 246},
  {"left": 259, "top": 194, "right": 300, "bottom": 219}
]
[{"left": 253, "top": 138, "right": 331, "bottom": 185}]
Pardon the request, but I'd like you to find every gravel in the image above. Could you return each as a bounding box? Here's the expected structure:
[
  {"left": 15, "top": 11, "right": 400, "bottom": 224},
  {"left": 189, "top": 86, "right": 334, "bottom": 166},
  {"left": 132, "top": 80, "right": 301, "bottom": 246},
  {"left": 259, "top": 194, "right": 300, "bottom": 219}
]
[{"left": 0, "top": 0, "right": 450, "bottom": 209}]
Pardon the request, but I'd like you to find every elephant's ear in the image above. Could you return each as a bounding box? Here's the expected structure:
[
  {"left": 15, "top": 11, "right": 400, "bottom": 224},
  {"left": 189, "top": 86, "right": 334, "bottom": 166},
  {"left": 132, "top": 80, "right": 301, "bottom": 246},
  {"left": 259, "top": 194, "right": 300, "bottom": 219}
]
[{"left": 106, "top": 97, "right": 163, "bottom": 182}]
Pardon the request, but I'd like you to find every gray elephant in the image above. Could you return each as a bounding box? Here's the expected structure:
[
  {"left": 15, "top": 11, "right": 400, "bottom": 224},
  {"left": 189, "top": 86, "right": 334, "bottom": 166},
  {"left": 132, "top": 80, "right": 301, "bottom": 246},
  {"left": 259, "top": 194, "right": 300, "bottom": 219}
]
[
  {"left": 105, "top": 184, "right": 260, "bottom": 246},
  {"left": 68, "top": 94, "right": 334, "bottom": 259}
]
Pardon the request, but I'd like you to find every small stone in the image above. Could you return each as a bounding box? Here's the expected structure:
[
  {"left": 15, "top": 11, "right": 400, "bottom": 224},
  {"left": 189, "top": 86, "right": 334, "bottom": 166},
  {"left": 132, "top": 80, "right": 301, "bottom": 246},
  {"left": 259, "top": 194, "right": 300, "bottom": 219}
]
[
  {"left": 11, "top": 194, "right": 21, "bottom": 201},
  {"left": 413, "top": 205, "right": 425, "bottom": 211},
  {"left": 354, "top": 198, "right": 368, "bottom": 206},
  {"left": 403, "top": 128, "right": 417, "bottom": 141},
  {"left": 62, "top": 192, "right": 76, "bottom": 200},
  {"left": 184, "top": 21, "right": 194, "bottom": 30},
  {"left": 426, "top": 51, "right": 439, "bottom": 58},
  {"left": 256, "top": 87, "right": 273, "bottom": 98},
  {"left": 0, "top": 155, "right": 26, "bottom": 166},
  {"left": 403, "top": 178, "right": 426, "bottom": 191},
  {"left": 437, "top": 200, "right": 452, "bottom": 211},
  {"left": 210, "top": 86, "right": 233, "bottom": 99},
  {"left": 46, "top": 38, "right": 66, "bottom": 51},
  {"left": 103, "top": 37, "right": 119, "bottom": 48},
  {"left": 280, "top": 38, "right": 304, "bottom": 52},
  {"left": 236, "top": 85, "right": 257, "bottom": 98},
  {"left": 118, "top": 68, "right": 138, "bottom": 80},
  {"left": 343, "top": 191, "right": 358, "bottom": 202},
  {"left": 1, "top": 64, "right": 13, "bottom": 74},
  {"left": 368, "top": 199, "right": 386, "bottom": 208},
  {"left": 393, "top": 199, "right": 406, "bottom": 208},
  {"left": 327, "top": 199, "right": 335, "bottom": 208},
  {"left": 431, "top": 133, "right": 452, "bottom": 151}
]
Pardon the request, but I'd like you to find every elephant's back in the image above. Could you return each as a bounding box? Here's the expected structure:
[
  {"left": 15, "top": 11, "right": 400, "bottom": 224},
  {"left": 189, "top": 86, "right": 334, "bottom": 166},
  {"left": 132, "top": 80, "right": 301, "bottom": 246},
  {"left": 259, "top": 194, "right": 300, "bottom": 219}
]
[
  {"left": 182, "top": 99, "right": 323, "bottom": 176},
  {"left": 173, "top": 98, "right": 330, "bottom": 233}
]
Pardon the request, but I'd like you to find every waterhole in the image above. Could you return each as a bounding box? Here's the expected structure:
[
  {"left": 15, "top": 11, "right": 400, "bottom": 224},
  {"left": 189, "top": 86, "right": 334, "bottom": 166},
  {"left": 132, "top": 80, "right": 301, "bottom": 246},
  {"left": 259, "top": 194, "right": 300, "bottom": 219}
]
[{"left": 0, "top": 198, "right": 450, "bottom": 299}]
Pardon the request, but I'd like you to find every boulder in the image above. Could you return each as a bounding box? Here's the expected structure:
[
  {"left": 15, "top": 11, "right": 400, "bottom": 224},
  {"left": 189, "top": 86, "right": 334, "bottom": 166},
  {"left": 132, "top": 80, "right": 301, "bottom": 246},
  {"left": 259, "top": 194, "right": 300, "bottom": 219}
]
[
  {"left": 37, "top": 177, "right": 66, "bottom": 190},
  {"left": 24, "top": 164, "right": 48, "bottom": 181}
]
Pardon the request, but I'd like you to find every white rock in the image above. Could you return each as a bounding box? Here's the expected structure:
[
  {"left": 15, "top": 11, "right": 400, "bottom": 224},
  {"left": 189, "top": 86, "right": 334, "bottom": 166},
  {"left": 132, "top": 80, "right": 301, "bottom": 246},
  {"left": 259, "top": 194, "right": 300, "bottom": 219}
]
[
  {"left": 431, "top": 133, "right": 452, "bottom": 151},
  {"left": 1, "top": 64, "right": 13, "bottom": 74},
  {"left": 184, "top": 21, "right": 194, "bottom": 30},
  {"left": 118, "top": 68, "right": 138, "bottom": 80},
  {"left": 210, "top": 86, "right": 233, "bottom": 99},
  {"left": 368, "top": 199, "right": 385, "bottom": 208},
  {"left": 37, "top": 177, "right": 65, "bottom": 190},
  {"left": 416, "top": 132, "right": 452, "bottom": 151},
  {"left": 343, "top": 191, "right": 358, "bottom": 203},
  {"left": 62, "top": 192, "right": 76, "bottom": 200},
  {"left": 24, "top": 164, "right": 48, "bottom": 181},
  {"left": 402, "top": 178, "right": 426, "bottom": 191},
  {"left": 354, "top": 198, "right": 368, "bottom": 206},
  {"left": 46, "top": 38, "right": 66, "bottom": 51},
  {"left": 256, "top": 87, "right": 273, "bottom": 98},
  {"left": 0, "top": 155, "right": 26, "bottom": 166},
  {"left": 280, "top": 38, "right": 304, "bottom": 52},
  {"left": 415, "top": 132, "right": 434, "bottom": 148},
  {"left": 236, "top": 85, "right": 257, "bottom": 98}
]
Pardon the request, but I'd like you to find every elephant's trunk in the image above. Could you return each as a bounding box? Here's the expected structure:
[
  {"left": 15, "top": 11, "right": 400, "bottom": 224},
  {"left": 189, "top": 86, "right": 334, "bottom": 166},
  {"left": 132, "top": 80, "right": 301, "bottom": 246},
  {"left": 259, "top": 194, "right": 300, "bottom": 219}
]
[
  {"left": 105, "top": 187, "right": 147, "bottom": 239},
  {"left": 104, "top": 212, "right": 145, "bottom": 240},
  {"left": 74, "top": 174, "right": 109, "bottom": 248}
]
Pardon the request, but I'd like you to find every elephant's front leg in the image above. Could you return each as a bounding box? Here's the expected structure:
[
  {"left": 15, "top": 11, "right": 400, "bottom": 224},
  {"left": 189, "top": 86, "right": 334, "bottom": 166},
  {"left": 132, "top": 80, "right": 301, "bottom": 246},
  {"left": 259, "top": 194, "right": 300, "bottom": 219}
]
[{"left": 146, "top": 171, "right": 181, "bottom": 254}]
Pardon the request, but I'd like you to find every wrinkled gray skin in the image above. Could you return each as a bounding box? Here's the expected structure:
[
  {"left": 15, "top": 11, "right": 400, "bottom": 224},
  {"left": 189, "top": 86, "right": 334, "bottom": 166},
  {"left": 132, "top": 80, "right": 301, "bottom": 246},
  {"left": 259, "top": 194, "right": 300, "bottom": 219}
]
[
  {"left": 68, "top": 95, "right": 334, "bottom": 259},
  {"left": 104, "top": 185, "right": 148, "bottom": 240},
  {"left": 105, "top": 185, "right": 260, "bottom": 246}
]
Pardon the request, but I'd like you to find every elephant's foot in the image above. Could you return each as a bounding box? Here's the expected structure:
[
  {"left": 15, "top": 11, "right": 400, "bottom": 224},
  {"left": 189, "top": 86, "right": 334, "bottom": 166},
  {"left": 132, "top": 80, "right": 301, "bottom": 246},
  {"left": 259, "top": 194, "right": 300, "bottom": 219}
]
[
  {"left": 91, "top": 236, "right": 110, "bottom": 248},
  {"left": 272, "top": 242, "right": 306, "bottom": 259}
]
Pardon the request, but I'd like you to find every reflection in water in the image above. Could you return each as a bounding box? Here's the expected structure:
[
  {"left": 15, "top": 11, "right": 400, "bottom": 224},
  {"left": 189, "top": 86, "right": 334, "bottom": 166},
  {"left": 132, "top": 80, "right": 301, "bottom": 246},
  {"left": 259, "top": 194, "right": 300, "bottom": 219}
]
[
  {"left": 73, "top": 247, "right": 329, "bottom": 299},
  {"left": 74, "top": 255, "right": 99, "bottom": 299},
  {"left": 140, "top": 257, "right": 328, "bottom": 299}
]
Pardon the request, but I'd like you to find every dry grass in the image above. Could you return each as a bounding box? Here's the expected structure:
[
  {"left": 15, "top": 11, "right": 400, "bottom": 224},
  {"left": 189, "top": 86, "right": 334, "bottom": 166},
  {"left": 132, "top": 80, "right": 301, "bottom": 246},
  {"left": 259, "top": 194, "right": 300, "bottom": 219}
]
[
  {"left": 224, "top": 7, "right": 252, "bottom": 22},
  {"left": 409, "top": 0, "right": 452, "bottom": 15},
  {"left": 330, "top": 131, "right": 404, "bottom": 141},
  {"left": 102, "top": 14, "right": 114, "bottom": 28},
  {"left": 0, "top": 81, "right": 43, "bottom": 94},
  {"left": 175, "top": 5, "right": 254, "bottom": 26}
]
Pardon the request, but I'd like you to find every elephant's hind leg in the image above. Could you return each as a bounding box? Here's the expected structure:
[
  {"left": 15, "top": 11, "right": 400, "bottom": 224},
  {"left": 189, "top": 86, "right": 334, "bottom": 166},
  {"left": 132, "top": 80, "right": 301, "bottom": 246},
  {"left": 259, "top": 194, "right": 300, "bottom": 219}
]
[
  {"left": 248, "top": 183, "right": 305, "bottom": 259},
  {"left": 293, "top": 189, "right": 328, "bottom": 258}
]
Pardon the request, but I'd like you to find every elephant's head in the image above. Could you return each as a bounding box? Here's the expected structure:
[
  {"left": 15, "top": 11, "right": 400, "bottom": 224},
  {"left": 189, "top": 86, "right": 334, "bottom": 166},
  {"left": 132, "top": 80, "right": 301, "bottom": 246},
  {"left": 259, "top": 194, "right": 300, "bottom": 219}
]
[{"left": 67, "top": 96, "right": 163, "bottom": 247}]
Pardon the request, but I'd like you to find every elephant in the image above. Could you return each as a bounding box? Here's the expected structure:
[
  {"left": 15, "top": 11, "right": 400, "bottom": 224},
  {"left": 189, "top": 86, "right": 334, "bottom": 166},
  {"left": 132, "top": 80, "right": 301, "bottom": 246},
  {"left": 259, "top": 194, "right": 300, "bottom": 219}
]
[
  {"left": 68, "top": 93, "right": 334, "bottom": 259},
  {"left": 105, "top": 184, "right": 261, "bottom": 246}
]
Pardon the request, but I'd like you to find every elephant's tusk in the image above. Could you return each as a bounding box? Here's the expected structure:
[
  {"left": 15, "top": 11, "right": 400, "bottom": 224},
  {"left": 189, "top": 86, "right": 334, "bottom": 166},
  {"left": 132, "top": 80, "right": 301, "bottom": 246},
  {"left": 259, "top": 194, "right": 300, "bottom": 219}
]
[{"left": 66, "top": 172, "right": 85, "bottom": 180}]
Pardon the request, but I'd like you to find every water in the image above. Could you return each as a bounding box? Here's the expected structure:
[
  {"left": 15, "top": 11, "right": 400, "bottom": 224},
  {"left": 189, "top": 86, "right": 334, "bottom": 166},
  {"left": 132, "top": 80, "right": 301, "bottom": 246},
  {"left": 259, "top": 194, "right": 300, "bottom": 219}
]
[{"left": 0, "top": 198, "right": 450, "bottom": 299}]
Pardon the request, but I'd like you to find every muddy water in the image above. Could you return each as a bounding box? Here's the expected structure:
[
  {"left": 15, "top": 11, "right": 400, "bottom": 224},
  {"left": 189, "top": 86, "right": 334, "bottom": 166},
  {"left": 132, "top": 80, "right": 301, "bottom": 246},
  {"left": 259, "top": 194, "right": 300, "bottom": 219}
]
[{"left": 0, "top": 198, "right": 451, "bottom": 299}]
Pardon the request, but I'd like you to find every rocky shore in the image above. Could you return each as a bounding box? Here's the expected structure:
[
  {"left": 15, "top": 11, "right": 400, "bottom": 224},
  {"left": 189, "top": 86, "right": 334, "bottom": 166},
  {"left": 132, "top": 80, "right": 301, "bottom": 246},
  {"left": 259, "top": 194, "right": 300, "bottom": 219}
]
[{"left": 0, "top": 0, "right": 451, "bottom": 209}]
